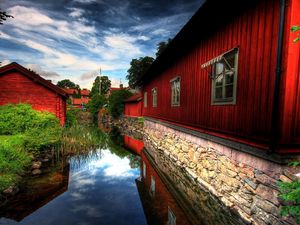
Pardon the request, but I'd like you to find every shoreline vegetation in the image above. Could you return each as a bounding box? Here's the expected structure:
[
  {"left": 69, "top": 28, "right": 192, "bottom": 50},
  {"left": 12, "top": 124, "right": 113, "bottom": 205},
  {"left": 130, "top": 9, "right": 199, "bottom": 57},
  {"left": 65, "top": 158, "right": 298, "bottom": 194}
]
[{"left": 0, "top": 104, "right": 102, "bottom": 195}]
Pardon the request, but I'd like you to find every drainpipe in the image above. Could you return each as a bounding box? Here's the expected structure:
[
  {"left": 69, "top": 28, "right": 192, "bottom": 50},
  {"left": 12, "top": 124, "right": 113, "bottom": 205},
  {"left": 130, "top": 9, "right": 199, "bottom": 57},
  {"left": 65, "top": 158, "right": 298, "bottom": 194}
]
[{"left": 270, "top": 0, "right": 286, "bottom": 152}]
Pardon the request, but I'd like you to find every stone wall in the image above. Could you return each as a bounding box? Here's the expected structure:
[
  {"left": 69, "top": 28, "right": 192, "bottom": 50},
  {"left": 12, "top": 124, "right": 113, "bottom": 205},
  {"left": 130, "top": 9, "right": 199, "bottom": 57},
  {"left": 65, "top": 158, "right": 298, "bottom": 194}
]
[
  {"left": 143, "top": 119, "right": 299, "bottom": 225},
  {"left": 113, "top": 116, "right": 144, "bottom": 139}
]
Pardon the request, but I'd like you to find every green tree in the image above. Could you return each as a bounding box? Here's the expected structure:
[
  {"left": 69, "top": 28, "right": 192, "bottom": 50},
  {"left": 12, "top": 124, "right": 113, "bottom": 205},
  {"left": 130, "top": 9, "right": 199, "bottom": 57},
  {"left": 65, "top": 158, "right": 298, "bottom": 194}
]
[
  {"left": 126, "top": 56, "right": 154, "bottom": 88},
  {"left": 87, "top": 93, "right": 107, "bottom": 116},
  {"left": 156, "top": 38, "right": 172, "bottom": 58},
  {"left": 90, "top": 76, "right": 111, "bottom": 96},
  {"left": 0, "top": 10, "right": 13, "bottom": 25},
  {"left": 57, "top": 79, "right": 77, "bottom": 89},
  {"left": 108, "top": 90, "right": 132, "bottom": 119}
]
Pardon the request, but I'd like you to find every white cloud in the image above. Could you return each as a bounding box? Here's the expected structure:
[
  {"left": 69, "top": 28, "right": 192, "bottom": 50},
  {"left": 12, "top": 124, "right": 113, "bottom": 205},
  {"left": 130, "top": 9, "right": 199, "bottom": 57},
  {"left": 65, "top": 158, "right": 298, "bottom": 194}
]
[
  {"left": 26, "top": 64, "right": 61, "bottom": 78},
  {"left": 8, "top": 6, "right": 54, "bottom": 26},
  {"left": 68, "top": 8, "right": 85, "bottom": 18},
  {"left": 1, "top": 59, "right": 11, "bottom": 66},
  {"left": 73, "top": 0, "right": 98, "bottom": 3}
]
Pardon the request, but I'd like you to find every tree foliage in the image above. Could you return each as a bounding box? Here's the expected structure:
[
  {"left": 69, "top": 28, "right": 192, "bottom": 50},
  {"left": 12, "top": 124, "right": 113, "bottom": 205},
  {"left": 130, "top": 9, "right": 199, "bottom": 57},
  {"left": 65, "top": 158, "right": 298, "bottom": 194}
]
[
  {"left": 108, "top": 90, "right": 132, "bottom": 119},
  {"left": 156, "top": 38, "right": 172, "bottom": 58},
  {"left": 126, "top": 56, "right": 154, "bottom": 88},
  {"left": 57, "top": 79, "right": 77, "bottom": 89},
  {"left": 87, "top": 93, "right": 107, "bottom": 116},
  {"left": 0, "top": 10, "right": 13, "bottom": 25},
  {"left": 90, "top": 76, "right": 111, "bottom": 96},
  {"left": 291, "top": 25, "right": 300, "bottom": 43}
]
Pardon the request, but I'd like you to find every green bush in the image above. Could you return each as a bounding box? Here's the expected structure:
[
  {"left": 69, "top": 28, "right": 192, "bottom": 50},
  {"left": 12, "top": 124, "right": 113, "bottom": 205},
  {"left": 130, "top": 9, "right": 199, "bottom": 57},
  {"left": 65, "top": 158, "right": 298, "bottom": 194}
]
[
  {"left": 0, "top": 136, "right": 31, "bottom": 191},
  {"left": 0, "top": 104, "right": 62, "bottom": 153},
  {"left": 108, "top": 90, "right": 132, "bottom": 119},
  {"left": 279, "top": 179, "right": 300, "bottom": 223},
  {"left": 0, "top": 104, "right": 60, "bottom": 135}
]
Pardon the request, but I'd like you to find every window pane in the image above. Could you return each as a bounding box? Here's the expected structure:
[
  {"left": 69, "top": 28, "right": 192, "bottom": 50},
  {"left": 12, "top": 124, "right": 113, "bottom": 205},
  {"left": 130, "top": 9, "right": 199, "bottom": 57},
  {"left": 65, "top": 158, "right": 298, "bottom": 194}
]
[
  {"left": 215, "top": 62, "right": 224, "bottom": 75},
  {"left": 225, "top": 84, "right": 233, "bottom": 98},
  {"left": 215, "top": 87, "right": 223, "bottom": 99},
  {"left": 225, "top": 72, "right": 234, "bottom": 84},
  {"left": 215, "top": 74, "right": 223, "bottom": 86}
]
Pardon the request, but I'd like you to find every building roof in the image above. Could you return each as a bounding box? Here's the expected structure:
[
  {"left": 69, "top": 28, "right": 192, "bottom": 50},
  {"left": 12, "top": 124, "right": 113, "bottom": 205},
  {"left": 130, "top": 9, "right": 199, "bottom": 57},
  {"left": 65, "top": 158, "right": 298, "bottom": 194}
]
[
  {"left": 124, "top": 93, "right": 142, "bottom": 103},
  {"left": 63, "top": 88, "right": 79, "bottom": 95},
  {"left": 138, "top": 0, "right": 259, "bottom": 85},
  {"left": 110, "top": 87, "right": 124, "bottom": 91},
  {"left": 0, "top": 62, "right": 67, "bottom": 98},
  {"left": 81, "top": 89, "right": 90, "bottom": 96}
]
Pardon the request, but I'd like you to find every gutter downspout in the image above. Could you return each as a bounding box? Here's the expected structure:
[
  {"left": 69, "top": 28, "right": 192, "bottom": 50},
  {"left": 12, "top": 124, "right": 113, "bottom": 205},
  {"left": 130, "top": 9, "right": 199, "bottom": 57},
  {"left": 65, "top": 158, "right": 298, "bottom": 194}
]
[{"left": 270, "top": 0, "right": 286, "bottom": 152}]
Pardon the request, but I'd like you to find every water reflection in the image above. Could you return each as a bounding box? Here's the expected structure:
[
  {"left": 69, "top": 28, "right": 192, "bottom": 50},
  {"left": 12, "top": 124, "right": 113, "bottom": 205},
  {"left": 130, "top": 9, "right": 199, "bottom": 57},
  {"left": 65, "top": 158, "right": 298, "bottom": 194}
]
[{"left": 0, "top": 130, "right": 146, "bottom": 225}]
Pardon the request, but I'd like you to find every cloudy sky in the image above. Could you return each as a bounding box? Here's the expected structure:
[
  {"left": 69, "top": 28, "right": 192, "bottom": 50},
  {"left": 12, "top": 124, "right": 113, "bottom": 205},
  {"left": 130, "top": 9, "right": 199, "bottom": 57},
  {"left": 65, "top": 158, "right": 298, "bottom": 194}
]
[{"left": 0, "top": 0, "right": 204, "bottom": 88}]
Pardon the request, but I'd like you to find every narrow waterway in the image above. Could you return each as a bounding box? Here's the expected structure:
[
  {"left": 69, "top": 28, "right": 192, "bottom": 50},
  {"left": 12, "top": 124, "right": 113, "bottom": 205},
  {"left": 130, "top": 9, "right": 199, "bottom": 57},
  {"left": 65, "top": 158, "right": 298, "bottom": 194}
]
[{"left": 0, "top": 127, "right": 242, "bottom": 225}]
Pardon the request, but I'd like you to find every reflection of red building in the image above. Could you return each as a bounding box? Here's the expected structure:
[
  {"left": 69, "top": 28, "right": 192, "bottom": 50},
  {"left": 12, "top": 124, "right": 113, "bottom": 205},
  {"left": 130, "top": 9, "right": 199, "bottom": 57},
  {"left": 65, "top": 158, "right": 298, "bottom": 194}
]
[
  {"left": 124, "top": 135, "right": 144, "bottom": 155},
  {"left": 136, "top": 150, "right": 192, "bottom": 225},
  {"left": 0, "top": 62, "right": 67, "bottom": 125},
  {"left": 124, "top": 93, "right": 142, "bottom": 117}
]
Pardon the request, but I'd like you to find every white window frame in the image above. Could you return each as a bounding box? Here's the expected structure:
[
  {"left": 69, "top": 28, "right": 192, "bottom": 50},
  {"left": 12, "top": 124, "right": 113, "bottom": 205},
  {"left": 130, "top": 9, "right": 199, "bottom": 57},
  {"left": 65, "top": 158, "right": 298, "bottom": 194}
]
[
  {"left": 170, "top": 76, "right": 180, "bottom": 106},
  {"left": 144, "top": 92, "right": 147, "bottom": 108},
  {"left": 211, "top": 50, "right": 238, "bottom": 105},
  {"left": 143, "top": 161, "right": 146, "bottom": 178},
  {"left": 152, "top": 88, "right": 157, "bottom": 107},
  {"left": 168, "top": 207, "right": 176, "bottom": 225}
]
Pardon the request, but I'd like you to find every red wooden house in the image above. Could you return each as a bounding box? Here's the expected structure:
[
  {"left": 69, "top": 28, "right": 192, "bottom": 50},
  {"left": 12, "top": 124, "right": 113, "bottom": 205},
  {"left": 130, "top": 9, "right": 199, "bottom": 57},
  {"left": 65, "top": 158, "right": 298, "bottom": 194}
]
[
  {"left": 0, "top": 62, "right": 67, "bottom": 125},
  {"left": 139, "top": 0, "right": 300, "bottom": 154},
  {"left": 124, "top": 93, "right": 143, "bottom": 117}
]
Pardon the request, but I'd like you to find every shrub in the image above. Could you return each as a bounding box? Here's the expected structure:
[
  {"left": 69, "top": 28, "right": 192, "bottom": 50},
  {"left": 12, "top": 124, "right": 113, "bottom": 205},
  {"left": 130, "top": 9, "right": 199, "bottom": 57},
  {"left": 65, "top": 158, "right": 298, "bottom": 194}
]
[
  {"left": 108, "top": 90, "right": 132, "bottom": 119},
  {"left": 65, "top": 107, "right": 81, "bottom": 127},
  {"left": 0, "top": 136, "right": 31, "bottom": 191}
]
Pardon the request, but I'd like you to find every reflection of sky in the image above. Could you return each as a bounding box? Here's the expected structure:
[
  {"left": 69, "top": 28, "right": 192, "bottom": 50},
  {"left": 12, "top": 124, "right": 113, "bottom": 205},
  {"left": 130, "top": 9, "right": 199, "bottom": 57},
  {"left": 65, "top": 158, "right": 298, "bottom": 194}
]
[{"left": 1, "top": 149, "right": 147, "bottom": 225}]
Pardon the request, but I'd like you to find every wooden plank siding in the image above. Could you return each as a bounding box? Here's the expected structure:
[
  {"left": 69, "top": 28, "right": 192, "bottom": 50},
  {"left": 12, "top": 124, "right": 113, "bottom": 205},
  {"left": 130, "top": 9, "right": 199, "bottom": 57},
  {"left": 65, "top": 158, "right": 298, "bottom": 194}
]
[
  {"left": 0, "top": 71, "right": 66, "bottom": 125},
  {"left": 142, "top": 0, "right": 300, "bottom": 151}
]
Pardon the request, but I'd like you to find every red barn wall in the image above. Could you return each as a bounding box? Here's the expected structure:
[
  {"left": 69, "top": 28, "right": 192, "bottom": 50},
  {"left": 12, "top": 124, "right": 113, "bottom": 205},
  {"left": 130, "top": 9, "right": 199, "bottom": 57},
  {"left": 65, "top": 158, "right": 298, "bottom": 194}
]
[
  {"left": 124, "top": 101, "right": 142, "bottom": 117},
  {"left": 0, "top": 72, "right": 66, "bottom": 125},
  {"left": 143, "top": 0, "right": 300, "bottom": 148},
  {"left": 279, "top": 0, "right": 300, "bottom": 147}
]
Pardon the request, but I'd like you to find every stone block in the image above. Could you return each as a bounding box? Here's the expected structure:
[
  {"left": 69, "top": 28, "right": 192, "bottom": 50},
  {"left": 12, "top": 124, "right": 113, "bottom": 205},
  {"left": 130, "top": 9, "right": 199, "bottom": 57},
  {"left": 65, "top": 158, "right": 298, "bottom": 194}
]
[{"left": 255, "top": 184, "right": 279, "bottom": 206}]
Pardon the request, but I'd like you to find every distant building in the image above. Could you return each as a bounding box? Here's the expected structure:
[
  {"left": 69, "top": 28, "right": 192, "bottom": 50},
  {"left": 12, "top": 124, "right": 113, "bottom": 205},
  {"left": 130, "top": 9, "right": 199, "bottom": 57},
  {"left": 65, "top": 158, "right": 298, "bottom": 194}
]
[
  {"left": 64, "top": 88, "right": 91, "bottom": 110},
  {"left": 0, "top": 62, "right": 67, "bottom": 125},
  {"left": 124, "top": 93, "right": 143, "bottom": 117}
]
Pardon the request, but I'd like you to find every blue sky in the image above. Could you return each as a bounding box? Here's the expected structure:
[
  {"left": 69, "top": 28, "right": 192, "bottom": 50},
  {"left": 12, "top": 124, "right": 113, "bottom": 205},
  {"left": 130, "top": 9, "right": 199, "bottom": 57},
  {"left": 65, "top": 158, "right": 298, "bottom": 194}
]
[{"left": 0, "top": 0, "right": 203, "bottom": 88}]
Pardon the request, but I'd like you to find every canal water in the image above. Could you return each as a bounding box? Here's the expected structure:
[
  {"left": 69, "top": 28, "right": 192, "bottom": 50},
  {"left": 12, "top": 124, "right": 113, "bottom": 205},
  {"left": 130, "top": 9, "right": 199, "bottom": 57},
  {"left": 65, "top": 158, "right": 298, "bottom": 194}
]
[{"left": 0, "top": 127, "right": 241, "bottom": 225}]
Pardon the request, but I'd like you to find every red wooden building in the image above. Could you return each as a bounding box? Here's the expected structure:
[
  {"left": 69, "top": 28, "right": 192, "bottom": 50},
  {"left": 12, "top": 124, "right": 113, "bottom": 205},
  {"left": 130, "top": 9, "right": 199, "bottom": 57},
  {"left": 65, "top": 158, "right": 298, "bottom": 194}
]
[
  {"left": 0, "top": 62, "right": 67, "bottom": 125},
  {"left": 124, "top": 93, "right": 143, "bottom": 117},
  {"left": 140, "top": 0, "right": 300, "bottom": 153}
]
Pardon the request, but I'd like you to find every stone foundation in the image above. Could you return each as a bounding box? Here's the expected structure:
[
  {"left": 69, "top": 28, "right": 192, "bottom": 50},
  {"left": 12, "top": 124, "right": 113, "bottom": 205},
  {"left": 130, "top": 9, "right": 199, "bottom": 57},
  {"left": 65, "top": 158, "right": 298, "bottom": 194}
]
[{"left": 143, "top": 119, "right": 299, "bottom": 225}]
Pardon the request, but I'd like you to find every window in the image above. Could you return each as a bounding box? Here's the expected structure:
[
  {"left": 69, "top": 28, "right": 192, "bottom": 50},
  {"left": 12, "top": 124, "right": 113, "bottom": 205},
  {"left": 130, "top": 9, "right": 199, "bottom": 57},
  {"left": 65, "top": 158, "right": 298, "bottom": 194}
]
[
  {"left": 149, "top": 176, "right": 155, "bottom": 197},
  {"left": 171, "top": 77, "right": 180, "bottom": 106},
  {"left": 143, "top": 161, "right": 146, "bottom": 178},
  {"left": 168, "top": 207, "right": 176, "bottom": 225},
  {"left": 152, "top": 88, "right": 157, "bottom": 107},
  {"left": 212, "top": 50, "right": 238, "bottom": 104},
  {"left": 144, "top": 92, "right": 147, "bottom": 107}
]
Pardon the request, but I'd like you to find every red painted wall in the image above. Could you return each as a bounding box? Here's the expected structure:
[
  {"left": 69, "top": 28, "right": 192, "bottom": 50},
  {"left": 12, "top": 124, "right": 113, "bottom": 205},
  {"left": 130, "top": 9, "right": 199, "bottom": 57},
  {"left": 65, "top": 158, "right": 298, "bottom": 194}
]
[
  {"left": 124, "top": 135, "right": 144, "bottom": 155},
  {"left": 142, "top": 0, "right": 300, "bottom": 150},
  {"left": 0, "top": 72, "right": 66, "bottom": 125},
  {"left": 124, "top": 101, "right": 142, "bottom": 117},
  {"left": 140, "top": 151, "right": 191, "bottom": 225}
]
